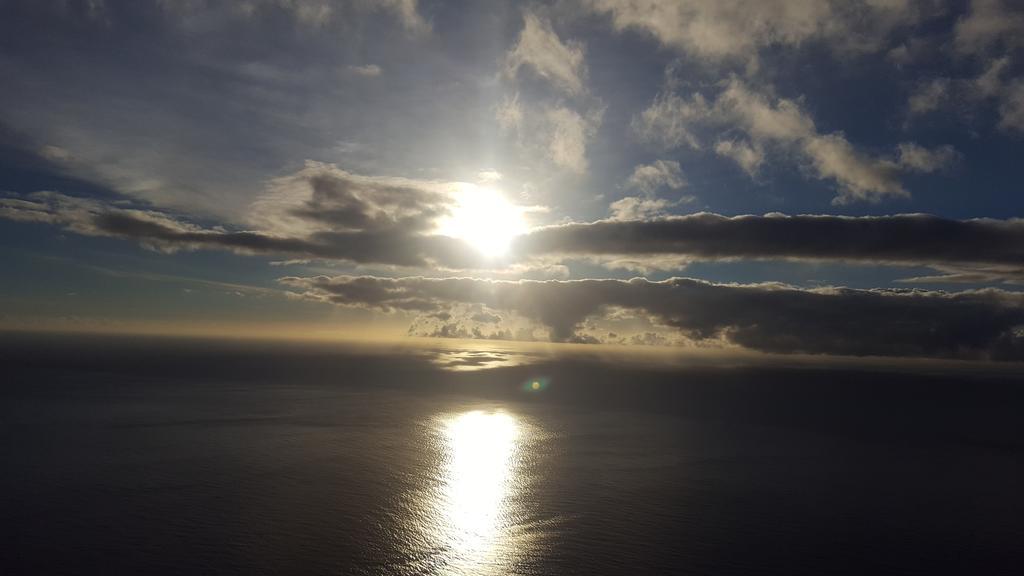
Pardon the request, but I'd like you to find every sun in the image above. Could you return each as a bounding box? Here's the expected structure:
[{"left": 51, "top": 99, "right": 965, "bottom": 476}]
[{"left": 438, "top": 185, "right": 528, "bottom": 258}]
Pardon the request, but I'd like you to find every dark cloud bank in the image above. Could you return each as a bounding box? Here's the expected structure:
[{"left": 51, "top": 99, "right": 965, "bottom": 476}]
[
  {"left": 280, "top": 275, "right": 1024, "bottom": 361},
  {"left": 517, "top": 213, "right": 1024, "bottom": 269},
  {"left": 2, "top": 188, "right": 1022, "bottom": 276}
]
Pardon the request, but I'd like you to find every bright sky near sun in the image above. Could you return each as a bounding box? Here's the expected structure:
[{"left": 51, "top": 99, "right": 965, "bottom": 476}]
[{"left": 437, "top": 185, "right": 529, "bottom": 257}]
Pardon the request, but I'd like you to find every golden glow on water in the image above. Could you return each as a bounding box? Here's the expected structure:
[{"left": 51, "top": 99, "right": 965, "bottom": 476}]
[{"left": 422, "top": 410, "right": 524, "bottom": 575}]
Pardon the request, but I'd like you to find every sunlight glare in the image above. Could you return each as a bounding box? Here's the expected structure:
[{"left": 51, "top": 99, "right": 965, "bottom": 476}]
[
  {"left": 431, "top": 410, "right": 522, "bottom": 574},
  {"left": 439, "top": 185, "right": 528, "bottom": 258}
]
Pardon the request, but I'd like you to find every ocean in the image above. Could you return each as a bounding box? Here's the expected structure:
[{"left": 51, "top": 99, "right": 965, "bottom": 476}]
[{"left": 2, "top": 334, "right": 1023, "bottom": 575}]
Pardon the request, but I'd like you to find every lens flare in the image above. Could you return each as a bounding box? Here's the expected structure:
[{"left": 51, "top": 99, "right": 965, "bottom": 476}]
[{"left": 523, "top": 376, "right": 551, "bottom": 393}]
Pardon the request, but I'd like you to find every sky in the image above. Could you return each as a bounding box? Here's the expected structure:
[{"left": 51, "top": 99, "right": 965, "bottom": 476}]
[{"left": 0, "top": 0, "right": 1022, "bottom": 361}]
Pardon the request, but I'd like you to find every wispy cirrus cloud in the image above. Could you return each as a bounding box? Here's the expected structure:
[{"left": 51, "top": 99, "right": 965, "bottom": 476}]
[
  {"left": 625, "top": 160, "right": 686, "bottom": 194},
  {"left": 635, "top": 79, "right": 958, "bottom": 204},
  {"left": 504, "top": 11, "right": 587, "bottom": 96},
  {"left": 903, "top": 1, "right": 1024, "bottom": 132},
  {"left": 584, "top": 0, "right": 938, "bottom": 65},
  {"left": 498, "top": 9, "right": 604, "bottom": 175}
]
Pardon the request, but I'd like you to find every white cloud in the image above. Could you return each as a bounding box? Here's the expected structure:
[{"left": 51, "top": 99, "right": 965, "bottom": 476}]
[
  {"left": 969, "top": 57, "right": 1024, "bottom": 132},
  {"left": 896, "top": 143, "right": 958, "bottom": 172},
  {"left": 545, "top": 105, "right": 601, "bottom": 174},
  {"left": 349, "top": 64, "right": 382, "bottom": 77},
  {"left": 954, "top": 0, "right": 1024, "bottom": 55},
  {"left": 970, "top": 57, "right": 1010, "bottom": 99},
  {"left": 585, "top": 0, "right": 934, "bottom": 63},
  {"left": 632, "top": 92, "right": 707, "bottom": 149},
  {"left": 908, "top": 79, "right": 950, "bottom": 116},
  {"left": 802, "top": 135, "right": 905, "bottom": 204},
  {"left": 375, "top": 0, "right": 431, "bottom": 33},
  {"left": 38, "top": 145, "right": 74, "bottom": 163},
  {"left": 155, "top": 0, "right": 429, "bottom": 31},
  {"left": 908, "top": 57, "right": 1024, "bottom": 133},
  {"left": 636, "top": 79, "right": 939, "bottom": 203},
  {"left": 586, "top": 0, "right": 832, "bottom": 60},
  {"left": 626, "top": 160, "right": 686, "bottom": 193},
  {"left": 495, "top": 93, "right": 524, "bottom": 131},
  {"left": 496, "top": 93, "right": 602, "bottom": 176},
  {"left": 928, "top": 2, "right": 1024, "bottom": 132},
  {"left": 499, "top": 10, "right": 603, "bottom": 176},
  {"left": 714, "top": 139, "right": 764, "bottom": 175},
  {"left": 887, "top": 44, "right": 912, "bottom": 66},
  {"left": 609, "top": 197, "right": 674, "bottom": 220},
  {"left": 476, "top": 170, "right": 503, "bottom": 184},
  {"left": 505, "top": 11, "right": 586, "bottom": 96},
  {"left": 998, "top": 80, "right": 1024, "bottom": 131}
]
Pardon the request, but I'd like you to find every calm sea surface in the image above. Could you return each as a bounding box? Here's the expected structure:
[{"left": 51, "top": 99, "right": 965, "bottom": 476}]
[{"left": 2, "top": 335, "right": 1023, "bottom": 574}]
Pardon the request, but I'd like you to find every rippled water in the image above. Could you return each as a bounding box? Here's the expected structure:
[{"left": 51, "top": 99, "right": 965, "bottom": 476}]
[{"left": 3, "top": 336, "right": 1024, "bottom": 574}]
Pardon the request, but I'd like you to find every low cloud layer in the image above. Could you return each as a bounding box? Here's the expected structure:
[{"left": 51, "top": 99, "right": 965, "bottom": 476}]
[
  {"left": 280, "top": 275, "right": 1024, "bottom": 360},
  {"left": 516, "top": 212, "right": 1024, "bottom": 270},
  {"left": 3, "top": 182, "right": 1022, "bottom": 280},
  {"left": 0, "top": 163, "right": 488, "bottom": 269}
]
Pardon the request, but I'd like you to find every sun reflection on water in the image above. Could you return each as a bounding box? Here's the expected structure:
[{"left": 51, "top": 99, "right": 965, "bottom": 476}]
[{"left": 420, "top": 410, "right": 525, "bottom": 575}]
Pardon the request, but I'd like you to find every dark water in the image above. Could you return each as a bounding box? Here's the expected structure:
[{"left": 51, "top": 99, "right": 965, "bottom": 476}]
[{"left": 2, "top": 335, "right": 1023, "bottom": 575}]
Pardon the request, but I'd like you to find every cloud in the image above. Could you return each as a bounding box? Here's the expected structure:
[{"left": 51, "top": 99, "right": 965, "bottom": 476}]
[
  {"left": 513, "top": 213, "right": 1024, "bottom": 273},
  {"left": 971, "top": 57, "right": 1011, "bottom": 99},
  {"left": 349, "top": 64, "right": 382, "bottom": 76},
  {"left": 505, "top": 11, "right": 587, "bottom": 96},
  {"left": 897, "top": 265, "right": 1024, "bottom": 285},
  {"left": 910, "top": 1, "right": 1024, "bottom": 134},
  {"left": 608, "top": 197, "right": 679, "bottom": 220},
  {"left": 405, "top": 301, "right": 533, "bottom": 343},
  {"left": 375, "top": 0, "right": 431, "bottom": 33},
  {"left": 895, "top": 143, "right": 959, "bottom": 172},
  {"left": 495, "top": 93, "right": 524, "bottom": 130},
  {"left": 907, "top": 79, "right": 950, "bottom": 116},
  {"left": 0, "top": 0, "right": 443, "bottom": 222},
  {"left": 175, "top": 0, "right": 429, "bottom": 32},
  {"left": 636, "top": 79, "right": 957, "bottom": 203},
  {"left": 612, "top": 160, "right": 694, "bottom": 222},
  {"left": 997, "top": 80, "right": 1024, "bottom": 131},
  {"left": 908, "top": 59, "right": 1024, "bottom": 133},
  {"left": 886, "top": 36, "right": 935, "bottom": 68},
  {"left": 953, "top": 0, "right": 1024, "bottom": 56},
  {"left": 476, "top": 170, "right": 503, "bottom": 184},
  {"left": 0, "top": 163, "right": 496, "bottom": 269},
  {"left": 585, "top": 0, "right": 935, "bottom": 64},
  {"left": 714, "top": 139, "right": 764, "bottom": 175},
  {"left": 471, "top": 311, "right": 502, "bottom": 323},
  {"left": 4, "top": 187, "right": 1022, "bottom": 281},
  {"left": 626, "top": 160, "right": 686, "bottom": 194},
  {"left": 544, "top": 105, "right": 601, "bottom": 174},
  {"left": 247, "top": 161, "right": 452, "bottom": 237},
  {"left": 279, "top": 274, "right": 1024, "bottom": 360},
  {"left": 499, "top": 13, "right": 603, "bottom": 175},
  {"left": 632, "top": 91, "right": 707, "bottom": 149}
]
